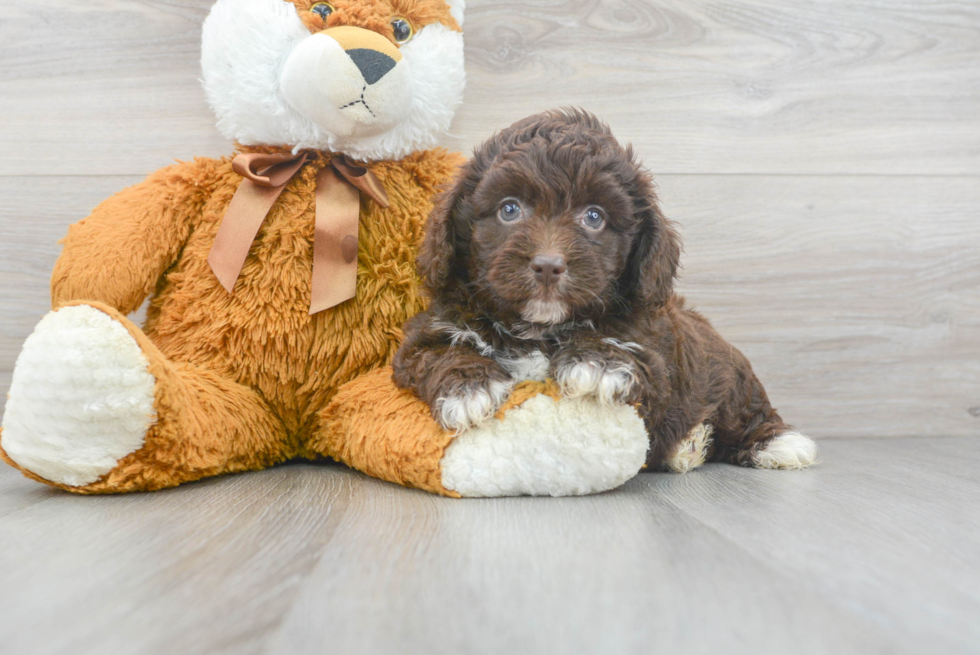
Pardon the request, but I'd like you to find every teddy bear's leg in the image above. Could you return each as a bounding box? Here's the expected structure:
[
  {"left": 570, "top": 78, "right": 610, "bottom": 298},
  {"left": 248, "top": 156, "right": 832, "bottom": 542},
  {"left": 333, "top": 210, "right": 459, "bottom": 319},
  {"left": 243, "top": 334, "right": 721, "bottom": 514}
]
[
  {"left": 0, "top": 302, "right": 291, "bottom": 494},
  {"left": 309, "top": 367, "right": 650, "bottom": 497},
  {"left": 309, "top": 368, "right": 457, "bottom": 495}
]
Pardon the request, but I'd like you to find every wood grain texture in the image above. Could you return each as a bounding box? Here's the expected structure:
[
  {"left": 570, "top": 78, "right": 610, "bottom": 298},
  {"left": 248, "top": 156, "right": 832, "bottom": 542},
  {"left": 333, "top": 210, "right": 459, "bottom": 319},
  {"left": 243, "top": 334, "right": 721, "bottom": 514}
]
[
  {"left": 0, "top": 438, "right": 978, "bottom": 654},
  {"left": 0, "top": 176, "right": 142, "bottom": 331},
  {"left": 659, "top": 174, "right": 980, "bottom": 438},
  {"left": 0, "top": 1, "right": 228, "bottom": 176},
  {"left": 0, "top": 0, "right": 978, "bottom": 175},
  {"left": 451, "top": 0, "right": 980, "bottom": 175},
  {"left": 0, "top": 464, "right": 358, "bottom": 655}
]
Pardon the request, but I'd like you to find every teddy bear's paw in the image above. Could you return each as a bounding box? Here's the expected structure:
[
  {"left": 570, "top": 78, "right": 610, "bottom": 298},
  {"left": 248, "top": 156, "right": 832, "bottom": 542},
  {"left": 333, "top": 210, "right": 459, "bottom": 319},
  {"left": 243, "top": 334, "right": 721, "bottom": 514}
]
[
  {"left": 435, "top": 380, "right": 513, "bottom": 432},
  {"left": 554, "top": 360, "right": 636, "bottom": 406},
  {"left": 440, "top": 393, "right": 649, "bottom": 497},
  {"left": 752, "top": 431, "right": 818, "bottom": 470},
  {"left": 1, "top": 305, "right": 157, "bottom": 487},
  {"left": 665, "top": 423, "right": 713, "bottom": 473}
]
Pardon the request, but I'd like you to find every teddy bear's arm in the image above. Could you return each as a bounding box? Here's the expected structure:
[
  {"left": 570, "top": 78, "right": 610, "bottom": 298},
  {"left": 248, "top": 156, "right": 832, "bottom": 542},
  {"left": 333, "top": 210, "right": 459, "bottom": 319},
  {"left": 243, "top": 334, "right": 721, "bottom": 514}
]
[{"left": 51, "top": 159, "right": 217, "bottom": 314}]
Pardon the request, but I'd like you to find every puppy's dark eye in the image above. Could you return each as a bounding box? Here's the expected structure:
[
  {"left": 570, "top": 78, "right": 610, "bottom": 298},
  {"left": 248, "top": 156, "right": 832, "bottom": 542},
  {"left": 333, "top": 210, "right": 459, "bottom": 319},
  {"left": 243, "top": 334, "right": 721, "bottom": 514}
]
[
  {"left": 582, "top": 207, "right": 605, "bottom": 230},
  {"left": 498, "top": 200, "right": 524, "bottom": 223},
  {"left": 311, "top": 2, "right": 334, "bottom": 20},
  {"left": 391, "top": 17, "right": 414, "bottom": 43}
]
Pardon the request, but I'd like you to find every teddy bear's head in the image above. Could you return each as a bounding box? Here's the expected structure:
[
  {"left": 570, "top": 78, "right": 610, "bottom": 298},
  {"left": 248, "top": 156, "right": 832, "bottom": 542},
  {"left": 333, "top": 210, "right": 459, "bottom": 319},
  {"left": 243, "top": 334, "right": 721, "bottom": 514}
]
[{"left": 202, "top": 0, "right": 465, "bottom": 161}]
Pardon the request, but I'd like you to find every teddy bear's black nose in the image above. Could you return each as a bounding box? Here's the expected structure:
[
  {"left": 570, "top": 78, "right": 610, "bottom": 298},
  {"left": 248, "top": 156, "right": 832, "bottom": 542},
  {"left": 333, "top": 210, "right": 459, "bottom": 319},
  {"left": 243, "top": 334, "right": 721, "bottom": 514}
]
[
  {"left": 531, "top": 254, "right": 567, "bottom": 284},
  {"left": 347, "top": 48, "right": 397, "bottom": 85}
]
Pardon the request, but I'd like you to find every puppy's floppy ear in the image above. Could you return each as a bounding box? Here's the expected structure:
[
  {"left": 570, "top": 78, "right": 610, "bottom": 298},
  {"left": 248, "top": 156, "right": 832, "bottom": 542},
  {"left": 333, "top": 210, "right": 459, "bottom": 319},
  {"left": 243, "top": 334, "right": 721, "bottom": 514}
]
[
  {"left": 624, "top": 204, "right": 681, "bottom": 308},
  {"left": 418, "top": 175, "right": 467, "bottom": 297}
]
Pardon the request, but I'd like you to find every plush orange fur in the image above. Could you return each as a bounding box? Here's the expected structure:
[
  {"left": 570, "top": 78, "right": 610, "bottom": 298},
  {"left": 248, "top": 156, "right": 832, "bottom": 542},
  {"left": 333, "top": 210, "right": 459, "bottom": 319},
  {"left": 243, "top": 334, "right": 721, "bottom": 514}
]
[
  {"left": 315, "top": 366, "right": 458, "bottom": 495},
  {"left": 0, "top": 147, "right": 469, "bottom": 493},
  {"left": 496, "top": 380, "right": 563, "bottom": 415}
]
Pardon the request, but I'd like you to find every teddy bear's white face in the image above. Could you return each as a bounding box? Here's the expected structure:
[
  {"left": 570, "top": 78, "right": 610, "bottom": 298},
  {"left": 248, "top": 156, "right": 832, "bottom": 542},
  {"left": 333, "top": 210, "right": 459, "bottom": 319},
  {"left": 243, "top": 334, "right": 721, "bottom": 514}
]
[{"left": 202, "top": 0, "right": 465, "bottom": 161}]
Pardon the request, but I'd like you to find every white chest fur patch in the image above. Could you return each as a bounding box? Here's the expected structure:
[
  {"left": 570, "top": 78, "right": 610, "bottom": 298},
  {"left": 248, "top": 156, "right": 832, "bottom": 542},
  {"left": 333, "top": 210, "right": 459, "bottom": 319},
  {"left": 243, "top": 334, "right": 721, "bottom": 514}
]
[
  {"left": 520, "top": 299, "right": 570, "bottom": 325},
  {"left": 1, "top": 305, "right": 157, "bottom": 487},
  {"left": 497, "top": 350, "right": 550, "bottom": 382},
  {"left": 440, "top": 393, "right": 649, "bottom": 497}
]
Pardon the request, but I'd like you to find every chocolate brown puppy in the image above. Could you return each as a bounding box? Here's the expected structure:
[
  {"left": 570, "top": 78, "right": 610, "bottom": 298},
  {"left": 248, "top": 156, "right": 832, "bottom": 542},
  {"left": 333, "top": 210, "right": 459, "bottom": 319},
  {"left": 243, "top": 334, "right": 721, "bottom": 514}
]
[{"left": 393, "top": 109, "right": 816, "bottom": 472}]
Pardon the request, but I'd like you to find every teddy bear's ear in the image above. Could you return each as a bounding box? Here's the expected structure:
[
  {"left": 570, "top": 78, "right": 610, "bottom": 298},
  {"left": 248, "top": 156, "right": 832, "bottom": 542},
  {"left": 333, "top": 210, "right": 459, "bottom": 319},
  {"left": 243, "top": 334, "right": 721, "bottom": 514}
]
[{"left": 446, "top": 0, "right": 465, "bottom": 26}]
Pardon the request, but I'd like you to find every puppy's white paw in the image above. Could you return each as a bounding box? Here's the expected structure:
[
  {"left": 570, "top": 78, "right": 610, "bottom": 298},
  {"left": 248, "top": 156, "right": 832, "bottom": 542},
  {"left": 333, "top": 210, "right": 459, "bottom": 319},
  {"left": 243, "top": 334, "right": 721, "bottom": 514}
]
[
  {"left": 435, "top": 380, "right": 513, "bottom": 431},
  {"left": 753, "top": 430, "right": 818, "bottom": 470},
  {"left": 1, "top": 305, "right": 157, "bottom": 487},
  {"left": 666, "top": 423, "right": 713, "bottom": 473},
  {"left": 555, "top": 361, "right": 635, "bottom": 405}
]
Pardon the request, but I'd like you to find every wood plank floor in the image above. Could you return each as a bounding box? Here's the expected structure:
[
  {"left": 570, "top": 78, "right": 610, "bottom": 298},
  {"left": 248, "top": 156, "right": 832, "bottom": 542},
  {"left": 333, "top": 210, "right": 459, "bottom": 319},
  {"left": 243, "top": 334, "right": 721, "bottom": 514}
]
[{"left": 0, "top": 437, "right": 977, "bottom": 655}]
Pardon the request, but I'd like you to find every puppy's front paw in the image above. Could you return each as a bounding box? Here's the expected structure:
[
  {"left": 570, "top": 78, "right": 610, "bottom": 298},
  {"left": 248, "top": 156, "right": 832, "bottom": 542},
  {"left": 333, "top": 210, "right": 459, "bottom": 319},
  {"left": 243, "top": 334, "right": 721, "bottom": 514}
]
[
  {"left": 435, "top": 379, "right": 513, "bottom": 431},
  {"left": 555, "top": 360, "right": 636, "bottom": 405}
]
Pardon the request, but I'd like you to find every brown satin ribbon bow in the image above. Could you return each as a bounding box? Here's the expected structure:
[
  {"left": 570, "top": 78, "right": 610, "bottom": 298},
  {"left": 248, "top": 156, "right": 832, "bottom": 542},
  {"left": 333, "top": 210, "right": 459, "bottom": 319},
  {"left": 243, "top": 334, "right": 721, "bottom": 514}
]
[{"left": 208, "top": 151, "right": 390, "bottom": 314}]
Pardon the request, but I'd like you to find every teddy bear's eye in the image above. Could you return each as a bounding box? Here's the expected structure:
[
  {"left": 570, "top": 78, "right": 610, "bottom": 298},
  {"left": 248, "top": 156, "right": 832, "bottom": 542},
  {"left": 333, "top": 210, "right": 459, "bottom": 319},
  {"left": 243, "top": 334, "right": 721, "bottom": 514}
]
[
  {"left": 391, "top": 18, "right": 414, "bottom": 44},
  {"left": 311, "top": 2, "right": 334, "bottom": 20}
]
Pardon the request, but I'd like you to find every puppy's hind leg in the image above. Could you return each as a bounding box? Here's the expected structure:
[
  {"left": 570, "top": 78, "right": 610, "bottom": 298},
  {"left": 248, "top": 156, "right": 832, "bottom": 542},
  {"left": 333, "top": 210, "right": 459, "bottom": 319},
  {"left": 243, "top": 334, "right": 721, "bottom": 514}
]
[
  {"left": 664, "top": 423, "right": 714, "bottom": 473},
  {"left": 711, "top": 373, "right": 817, "bottom": 470}
]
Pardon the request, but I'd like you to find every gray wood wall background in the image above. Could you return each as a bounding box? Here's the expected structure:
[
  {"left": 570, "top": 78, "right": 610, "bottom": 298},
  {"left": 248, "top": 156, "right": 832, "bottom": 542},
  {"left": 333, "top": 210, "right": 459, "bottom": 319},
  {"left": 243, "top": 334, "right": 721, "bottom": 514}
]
[{"left": 1, "top": 0, "right": 977, "bottom": 438}]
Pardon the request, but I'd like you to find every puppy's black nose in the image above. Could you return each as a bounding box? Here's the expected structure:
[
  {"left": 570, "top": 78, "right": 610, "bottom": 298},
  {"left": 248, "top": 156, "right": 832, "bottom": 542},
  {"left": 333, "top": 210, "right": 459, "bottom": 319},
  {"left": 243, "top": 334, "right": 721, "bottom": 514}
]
[
  {"left": 347, "top": 48, "right": 397, "bottom": 85},
  {"left": 531, "top": 254, "right": 567, "bottom": 283}
]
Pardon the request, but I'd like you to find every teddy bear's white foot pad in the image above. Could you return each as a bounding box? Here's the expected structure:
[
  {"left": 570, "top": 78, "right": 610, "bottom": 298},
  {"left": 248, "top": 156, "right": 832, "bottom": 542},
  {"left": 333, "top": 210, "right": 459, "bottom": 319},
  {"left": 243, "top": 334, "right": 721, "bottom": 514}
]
[
  {"left": 1, "top": 305, "right": 157, "bottom": 487},
  {"left": 440, "top": 393, "right": 649, "bottom": 497}
]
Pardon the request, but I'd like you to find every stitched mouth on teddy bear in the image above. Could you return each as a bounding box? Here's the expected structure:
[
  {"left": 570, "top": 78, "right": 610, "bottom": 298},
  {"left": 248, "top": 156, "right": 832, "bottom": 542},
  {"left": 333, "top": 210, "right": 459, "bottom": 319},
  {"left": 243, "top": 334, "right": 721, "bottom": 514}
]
[{"left": 338, "top": 84, "right": 376, "bottom": 120}]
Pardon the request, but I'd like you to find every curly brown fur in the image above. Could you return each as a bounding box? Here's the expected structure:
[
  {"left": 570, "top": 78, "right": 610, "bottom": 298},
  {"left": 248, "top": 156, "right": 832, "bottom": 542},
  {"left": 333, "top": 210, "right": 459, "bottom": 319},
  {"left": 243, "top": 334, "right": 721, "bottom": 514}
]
[{"left": 394, "top": 109, "right": 795, "bottom": 467}]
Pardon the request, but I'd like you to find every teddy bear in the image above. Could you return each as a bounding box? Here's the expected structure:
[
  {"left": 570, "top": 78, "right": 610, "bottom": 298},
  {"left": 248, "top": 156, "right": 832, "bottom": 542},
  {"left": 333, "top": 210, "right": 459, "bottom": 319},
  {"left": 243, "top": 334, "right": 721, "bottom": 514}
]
[{"left": 0, "top": 0, "right": 650, "bottom": 498}]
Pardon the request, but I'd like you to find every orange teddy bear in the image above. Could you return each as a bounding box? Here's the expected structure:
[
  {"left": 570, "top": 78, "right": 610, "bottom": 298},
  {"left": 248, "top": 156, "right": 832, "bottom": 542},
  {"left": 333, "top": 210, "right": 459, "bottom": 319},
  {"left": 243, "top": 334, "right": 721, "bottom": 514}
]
[{"left": 0, "top": 0, "right": 650, "bottom": 497}]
